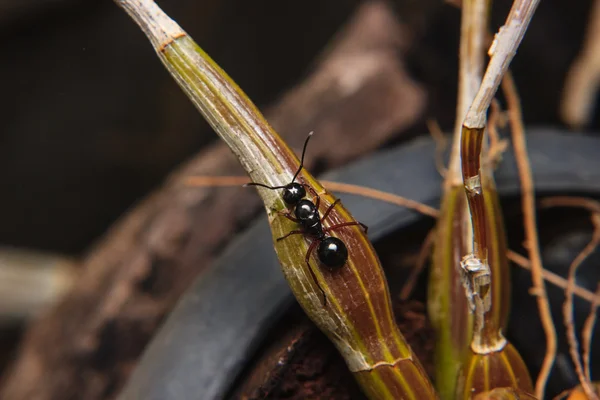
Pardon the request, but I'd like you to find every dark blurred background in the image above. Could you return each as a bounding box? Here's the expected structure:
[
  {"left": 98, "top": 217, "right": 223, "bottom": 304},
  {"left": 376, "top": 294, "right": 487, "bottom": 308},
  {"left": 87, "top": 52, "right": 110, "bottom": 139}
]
[
  {"left": 0, "top": 0, "right": 598, "bottom": 398},
  {"left": 0, "top": 0, "right": 593, "bottom": 256}
]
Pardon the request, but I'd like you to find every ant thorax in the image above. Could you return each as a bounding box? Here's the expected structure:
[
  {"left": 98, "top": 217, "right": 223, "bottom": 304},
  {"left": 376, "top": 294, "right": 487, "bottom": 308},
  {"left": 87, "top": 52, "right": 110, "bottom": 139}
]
[{"left": 294, "top": 199, "right": 317, "bottom": 220}]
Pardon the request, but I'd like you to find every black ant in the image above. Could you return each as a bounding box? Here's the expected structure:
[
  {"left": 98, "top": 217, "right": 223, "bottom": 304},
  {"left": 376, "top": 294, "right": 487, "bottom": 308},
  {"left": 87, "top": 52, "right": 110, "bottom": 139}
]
[{"left": 244, "top": 132, "right": 368, "bottom": 305}]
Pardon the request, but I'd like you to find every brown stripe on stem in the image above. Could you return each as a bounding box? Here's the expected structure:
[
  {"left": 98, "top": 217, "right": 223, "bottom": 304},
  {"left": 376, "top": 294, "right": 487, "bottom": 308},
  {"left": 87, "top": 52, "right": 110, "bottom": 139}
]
[
  {"left": 461, "top": 126, "right": 488, "bottom": 261},
  {"left": 270, "top": 183, "right": 437, "bottom": 398},
  {"left": 354, "top": 358, "right": 439, "bottom": 400},
  {"left": 473, "top": 388, "right": 538, "bottom": 400},
  {"left": 457, "top": 343, "right": 534, "bottom": 399},
  {"left": 482, "top": 175, "right": 511, "bottom": 331},
  {"left": 272, "top": 189, "right": 406, "bottom": 360},
  {"left": 429, "top": 0, "right": 491, "bottom": 396},
  {"left": 160, "top": 37, "right": 302, "bottom": 207},
  {"left": 460, "top": 124, "right": 511, "bottom": 347},
  {"left": 428, "top": 187, "right": 473, "bottom": 399}
]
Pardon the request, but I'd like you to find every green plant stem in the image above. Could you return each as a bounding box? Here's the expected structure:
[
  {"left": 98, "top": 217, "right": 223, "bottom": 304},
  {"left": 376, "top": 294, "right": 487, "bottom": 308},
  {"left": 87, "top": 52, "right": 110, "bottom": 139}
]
[{"left": 113, "top": 0, "right": 438, "bottom": 398}]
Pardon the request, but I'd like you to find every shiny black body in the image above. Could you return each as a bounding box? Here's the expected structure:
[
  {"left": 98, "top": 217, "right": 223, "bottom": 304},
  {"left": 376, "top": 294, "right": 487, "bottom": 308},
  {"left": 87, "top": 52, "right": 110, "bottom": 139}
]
[
  {"left": 290, "top": 199, "right": 349, "bottom": 269},
  {"left": 282, "top": 182, "right": 305, "bottom": 205},
  {"left": 294, "top": 199, "right": 323, "bottom": 238},
  {"left": 244, "top": 132, "right": 367, "bottom": 304},
  {"left": 317, "top": 237, "right": 348, "bottom": 269}
]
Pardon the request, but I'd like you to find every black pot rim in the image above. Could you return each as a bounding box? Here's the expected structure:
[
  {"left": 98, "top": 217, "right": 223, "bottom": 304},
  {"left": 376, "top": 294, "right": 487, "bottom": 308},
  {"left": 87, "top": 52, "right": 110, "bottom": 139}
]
[{"left": 118, "top": 128, "right": 600, "bottom": 400}]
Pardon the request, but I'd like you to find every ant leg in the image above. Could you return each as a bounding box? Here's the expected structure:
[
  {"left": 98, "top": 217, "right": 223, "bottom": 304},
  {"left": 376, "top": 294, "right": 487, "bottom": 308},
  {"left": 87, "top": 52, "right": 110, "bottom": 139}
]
[
  {"left": 277, "top": 230, "right": 305, "bottom": 242},
  {"left": 360, "top": 222, "right": 368, "bottom": 233},
  {"left": 324, "top": 221, "right": 369, "bottom": 235},
  {"left": 302, "top": 183, "right": 321, "bottom": 210},
  {"left": 314, "top": 192, "right": 320, "bottom": 211},
  {"left": 305, "top": 184, "right": 319, "bottom": 198},
  {"left": 305, "top": 240, "right": 327, "bottom": 306},
  {"left": 298, "top": 178, "right": 317, "bottom": 197},
  {"left": 297, "top": 179, "right": 324, "bottom": 212},
  {"left": 320, "top": 199, "right": 341, "bottom": 222},
  {"left": 277, "top": 211, "right": 300, "bottom": 223}
]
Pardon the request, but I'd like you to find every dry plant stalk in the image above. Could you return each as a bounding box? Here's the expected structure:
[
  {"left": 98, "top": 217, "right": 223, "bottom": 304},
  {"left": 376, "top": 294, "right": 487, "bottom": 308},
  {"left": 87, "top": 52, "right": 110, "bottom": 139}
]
[
  {"left": 453, "top": 0, "right": 542, "bottom": 397},
  {"left": 462, "top": 0, "right": 540, "bottom": 131},
  {"left": 456, "top": 241, "right": 533, "bottom": 399},
  {"left": 428, "top": 179, "right": 476, "bottom": 399},
  {"left": 114, "top": 0, "right": 437, "bottom": 398},
  {"left": 427, "top": 0, "right": 513, "bottom": 398},
  {"left": 457, "top": 74, "right": 533, "bottom": 400}
]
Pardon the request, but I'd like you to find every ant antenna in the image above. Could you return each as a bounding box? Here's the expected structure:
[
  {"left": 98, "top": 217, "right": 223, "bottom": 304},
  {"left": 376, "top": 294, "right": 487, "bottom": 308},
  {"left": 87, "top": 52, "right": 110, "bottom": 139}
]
[
  {"left": 242, "top": 182, "right": 287, "bottom": 190},
  {"left": 291, "top": 131, "right": 313, "bottom": 183},
  {"left": 243, "top": 131, "right": 314, "bottom": 190}
]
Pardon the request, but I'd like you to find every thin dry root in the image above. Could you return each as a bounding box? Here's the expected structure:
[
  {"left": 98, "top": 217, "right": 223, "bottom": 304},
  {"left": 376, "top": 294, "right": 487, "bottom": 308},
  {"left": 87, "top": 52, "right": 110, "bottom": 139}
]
[
  {"left": 582, "top": 284, "right": 600, "bottom": 385},
  {"left": 186, "top": 176, "right": 600, "bottom": 306},
  {"left": 563, "top": 213, "right": 600, "bottom": 400},
  {"left": 541, "top": 196, "right": 600, "bottom": 399},
  {"left": 507, "top": 250, "right": 600, "bottom": 305},
  {"left": 502, "top": 70, "right": 556, "bottom": 399},
  {"left": 486, "top": 99, "right": 509, "bottom": 169},
  {"left": 400, "top": 228, "right": 436, "bottom": 300},
  {"left": 426, "top": 118, "right": 449, "bottom": 178},
  {"left": 307, "top": 181, "right": 440, "bottom": 218}
]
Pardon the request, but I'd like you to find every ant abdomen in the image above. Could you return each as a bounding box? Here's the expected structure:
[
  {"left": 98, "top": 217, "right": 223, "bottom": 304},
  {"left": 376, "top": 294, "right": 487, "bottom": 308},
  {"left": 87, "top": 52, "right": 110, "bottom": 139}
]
[{"left": 317, "top": 237, "right": 348, "bottom": 269}]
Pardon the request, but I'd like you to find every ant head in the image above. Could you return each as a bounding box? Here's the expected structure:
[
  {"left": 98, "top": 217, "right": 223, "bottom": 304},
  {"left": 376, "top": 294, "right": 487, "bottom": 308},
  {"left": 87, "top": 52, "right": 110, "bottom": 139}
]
[
  {"left": 243, "top": 131, "right": 314, "bottom": 205},
  {"left": 282, "top": 182, "right": 306, "bottom": 205}
]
